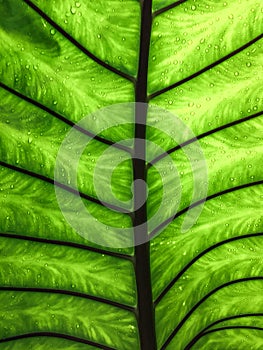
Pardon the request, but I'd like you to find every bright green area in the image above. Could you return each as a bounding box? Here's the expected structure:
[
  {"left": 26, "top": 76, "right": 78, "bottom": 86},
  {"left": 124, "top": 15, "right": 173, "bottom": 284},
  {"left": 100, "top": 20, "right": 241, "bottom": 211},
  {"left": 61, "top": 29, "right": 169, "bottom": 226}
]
[
  {"left": 0, "top": 0, "right": 262, "bottom": 349},
  {"left": 156, "top": 238, "right": 263, "bottom": 348},
  {"left": 0, "top": 0, "right": 134, "bottom": 127},
  {"left": 0, "top": 166, "right": 132, "bottom": 253},
  {"left": 0, "top": 89, "right": 133, "bottom": 207},
  {"left": 208, "top": 316, "right": 263, "bottom": 331},
  {"left": 147, "top": 116, "right": 263, "bottom": 230},
  {"left": 0, "top": 291, "right": 139, "bottom": 349},
  {"left": 0, "top": 237, "right": 136, "bottom": 306},
  {"left": 147, "top": 39, "right": 263, "bottom": 152},
  {"left": 191, "top": 328, "right": 263, "bottom": 350},
  {"left": 164, "top": 280, "right": 263, "bottom": 349},
  {"left": 0, "top": 337, "right": 98, "bottom": 350},
  {"left": 151, "top": 184, "right": 263, "bottom": 299},
  {"left": 32, "top": 0, "right": 141, "bottom": 76},
  {"left": 149, "top": 0, "right": 263, "bottom": 93}
]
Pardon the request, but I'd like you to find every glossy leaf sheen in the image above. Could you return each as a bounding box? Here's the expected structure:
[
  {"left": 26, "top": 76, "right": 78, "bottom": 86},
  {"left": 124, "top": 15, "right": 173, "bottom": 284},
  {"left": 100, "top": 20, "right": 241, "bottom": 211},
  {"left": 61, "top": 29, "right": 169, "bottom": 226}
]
[{"left": 0, "top": 0, "right": 262, "bottom": 349}]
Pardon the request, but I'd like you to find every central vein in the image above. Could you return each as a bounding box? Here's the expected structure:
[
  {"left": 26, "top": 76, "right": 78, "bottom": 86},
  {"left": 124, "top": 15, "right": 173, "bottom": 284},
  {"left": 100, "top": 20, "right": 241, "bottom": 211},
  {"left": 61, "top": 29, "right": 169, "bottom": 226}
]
[{"left": 133, "top": 0, "right": 157, "bottom": 349}]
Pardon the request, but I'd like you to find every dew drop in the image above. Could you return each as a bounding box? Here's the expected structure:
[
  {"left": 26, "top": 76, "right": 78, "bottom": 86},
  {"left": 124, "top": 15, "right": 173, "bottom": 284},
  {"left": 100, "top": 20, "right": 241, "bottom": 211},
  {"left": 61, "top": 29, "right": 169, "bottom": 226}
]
[
  {"left": 50, "top": 29, "right": 56, "bottom": 35},
  {"left": 97, "top": 34, "right": 101, "bottom": 39},
  {"left": 70, "top": 7, "right": 76, "bottom": 14}
]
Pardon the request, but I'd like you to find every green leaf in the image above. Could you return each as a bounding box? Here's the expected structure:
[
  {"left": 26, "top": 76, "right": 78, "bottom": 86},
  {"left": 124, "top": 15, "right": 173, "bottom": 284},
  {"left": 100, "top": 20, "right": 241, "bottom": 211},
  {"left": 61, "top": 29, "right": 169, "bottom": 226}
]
[{"left": 0, "top": 0, "right": 262, "bottom": 349}]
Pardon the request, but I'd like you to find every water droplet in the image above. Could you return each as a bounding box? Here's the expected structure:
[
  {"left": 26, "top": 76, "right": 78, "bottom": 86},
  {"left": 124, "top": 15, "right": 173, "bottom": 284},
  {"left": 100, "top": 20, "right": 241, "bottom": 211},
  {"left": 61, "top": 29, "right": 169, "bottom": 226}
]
[
  {"left": 246, "top": 62, "right": 251, "bottom": 67},
  {"left": 75, "top": 2, "right": 81, "bottom": 7},
  {"left": 50, "top": 29, "right": 56, "bottom": 35},
  {"left": 191, "top": 5, "right": 196, "bottom": 10},
  {"left": 53, "top": 100, "right": 58, "bottom": 105},
  {"left": 97, "top": 34, "right": 101, "bottom": 39},
  {"left": 70, "top": 7, "right": 76, "bottom": 14}
]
